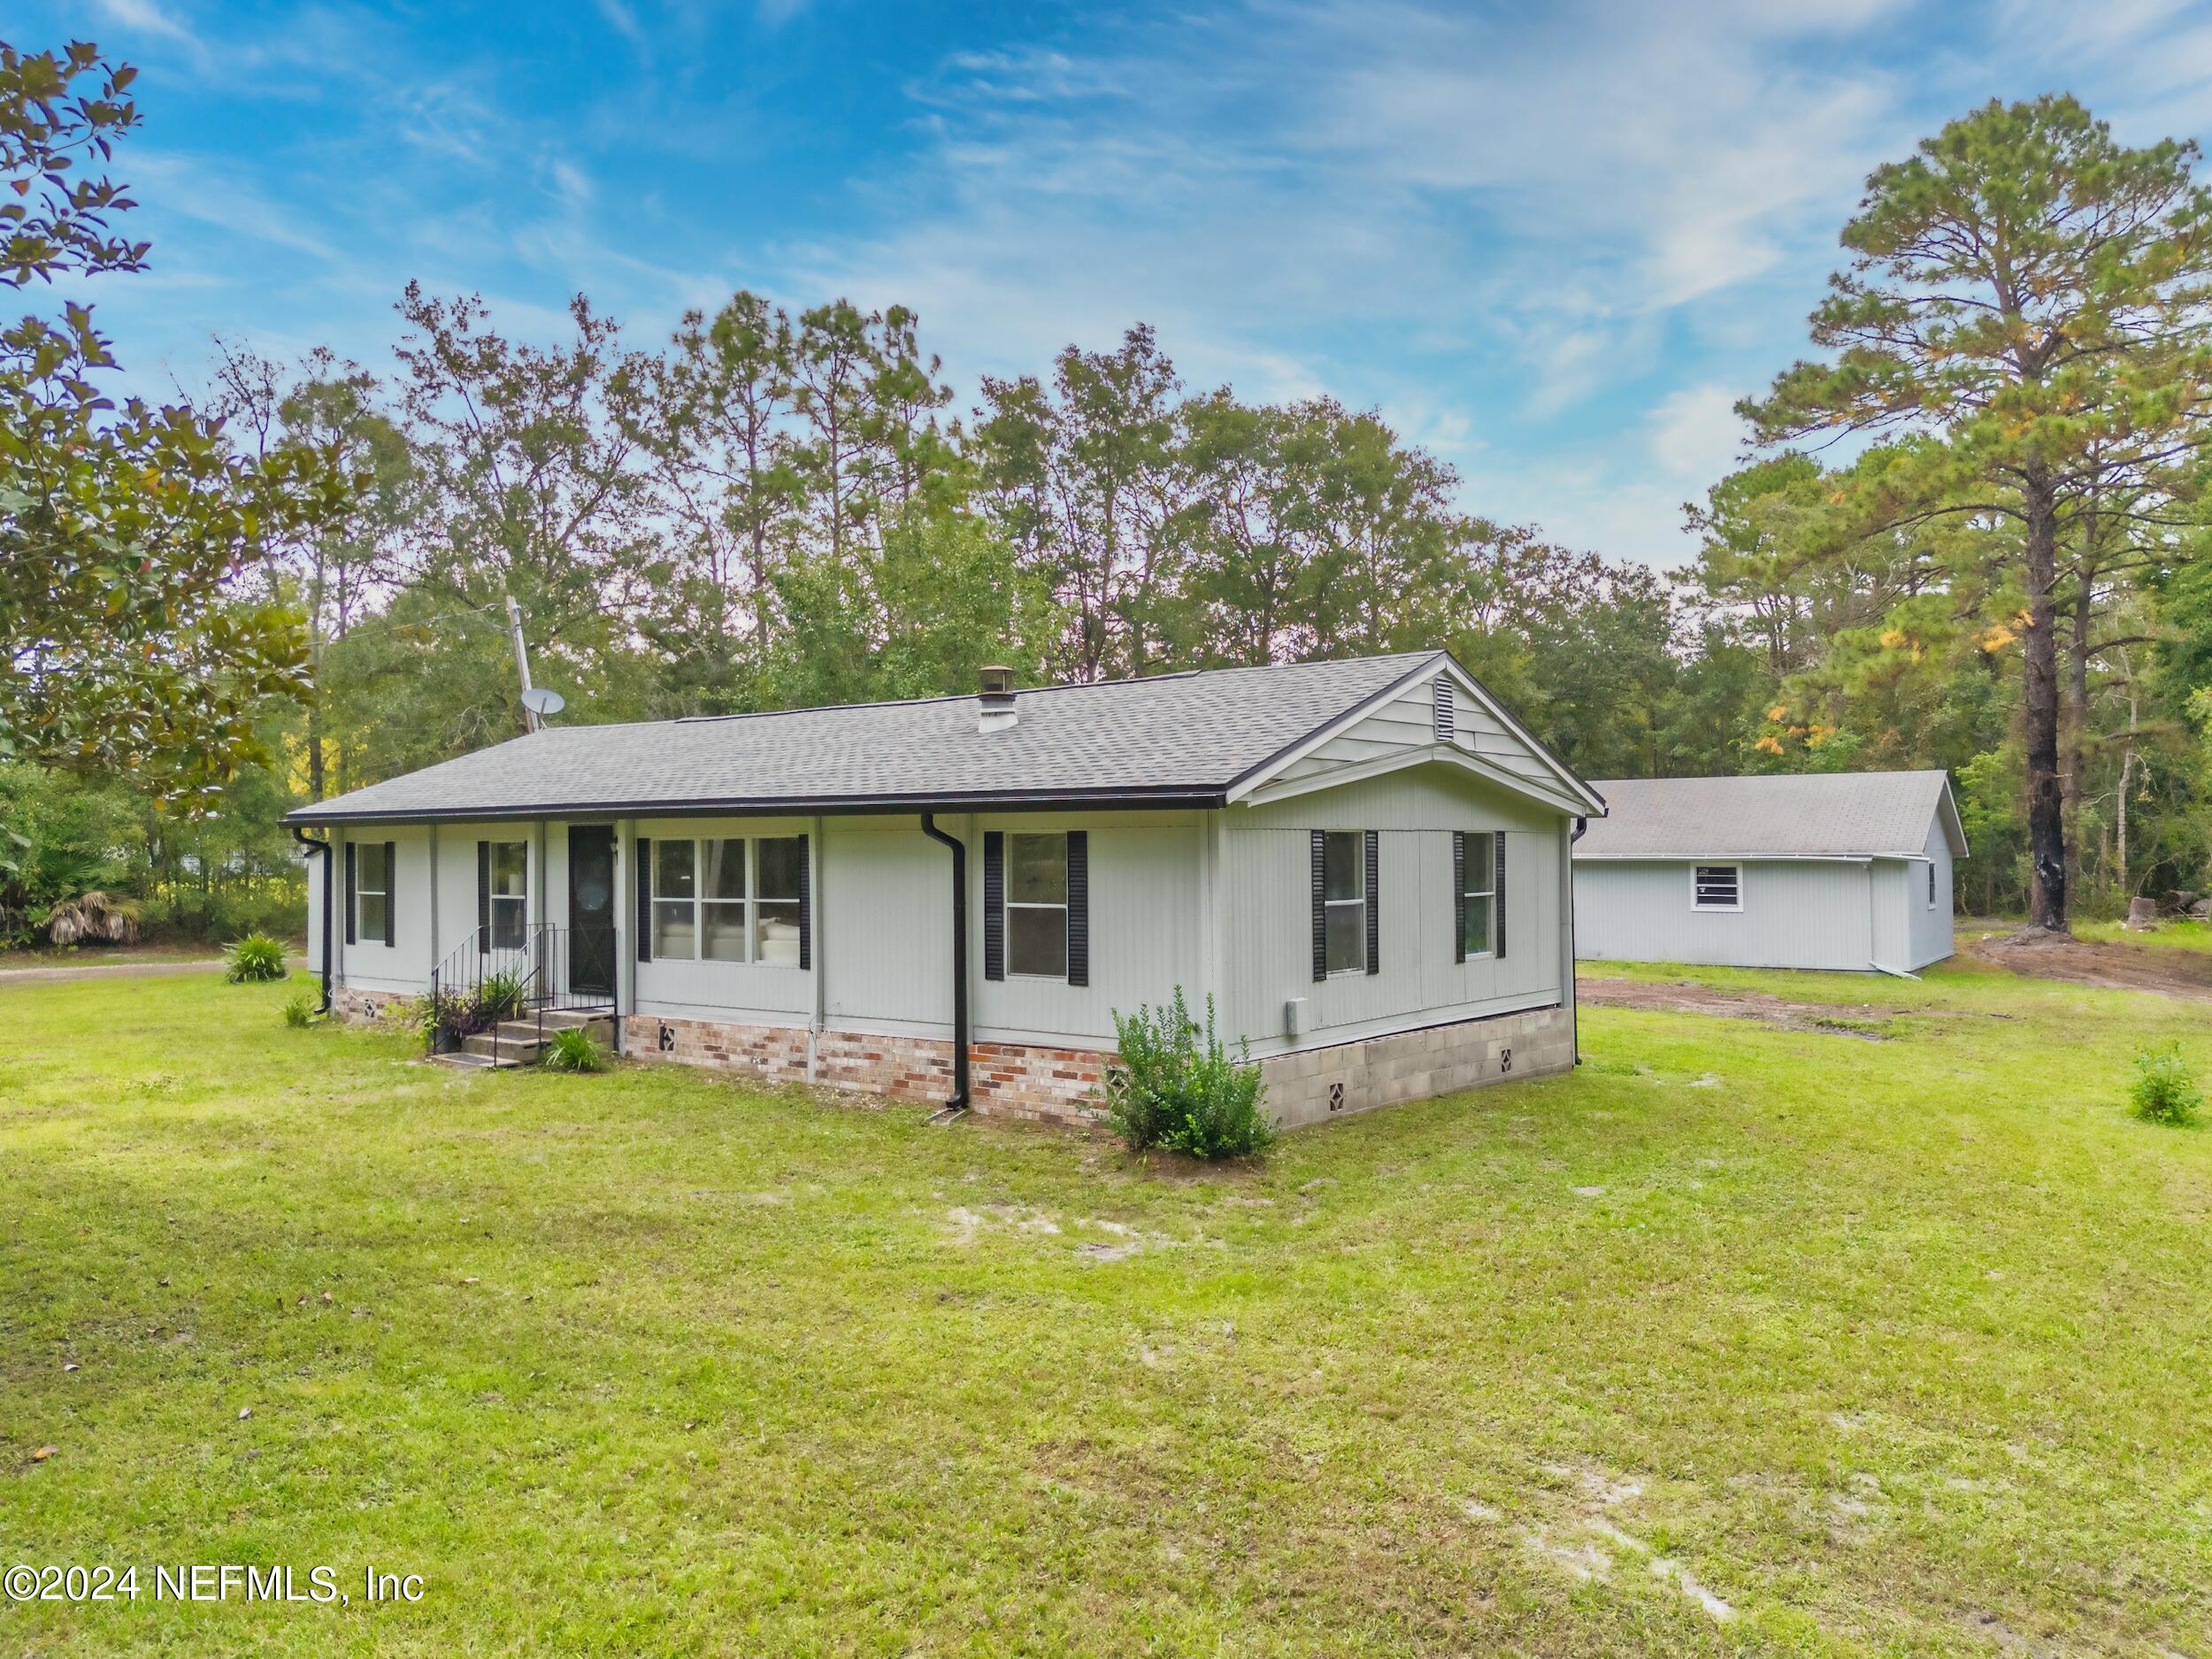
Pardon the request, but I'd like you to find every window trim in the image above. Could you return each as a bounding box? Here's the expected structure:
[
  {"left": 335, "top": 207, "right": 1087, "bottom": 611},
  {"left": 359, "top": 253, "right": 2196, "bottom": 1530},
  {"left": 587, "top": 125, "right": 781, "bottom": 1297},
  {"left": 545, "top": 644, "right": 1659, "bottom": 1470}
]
[
  {"left": 1691, "top": 863, "right": 1742, "bottom": 912},
  {"left": 488, "top": 839, "right": 529, "bottom": 949},
  {"left": 1003, "top": 830, "right": 1071, "bottom": 981},
  {"left": 1322, "top": 829, "right": 1367, "bottom": 977},
  {"left": 1926, "top": 859, "right": 1939, "bottom": 910},
  {"left": 1461, "top": 832, "right": 1495, "bottom": 960},
  {"left": 355, "top": 841, "right": 390, "bottom": 946},
  {"left": 648, "top": 835, "right": 807, "bottom": 969}
]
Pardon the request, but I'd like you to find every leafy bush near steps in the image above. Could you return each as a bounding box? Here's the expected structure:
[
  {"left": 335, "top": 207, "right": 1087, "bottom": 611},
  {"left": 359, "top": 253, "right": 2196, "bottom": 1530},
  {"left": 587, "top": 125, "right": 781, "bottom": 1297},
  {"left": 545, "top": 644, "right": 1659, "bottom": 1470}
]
[
  {"left": 222, "top": 933, "right": 288, "bottom": 983},
  {"left": 1109, "top": 986, "right": 1275, "bottom": 1160},
  {"left": 2131, "top": 1043, "right": 2203, "bottom": 1125},
  {"left": 542, "top": 1027, "right": 608, "bottom": 1073},
  {"left": 412, "top": 974, "right": 528, "bottom": 1048}
]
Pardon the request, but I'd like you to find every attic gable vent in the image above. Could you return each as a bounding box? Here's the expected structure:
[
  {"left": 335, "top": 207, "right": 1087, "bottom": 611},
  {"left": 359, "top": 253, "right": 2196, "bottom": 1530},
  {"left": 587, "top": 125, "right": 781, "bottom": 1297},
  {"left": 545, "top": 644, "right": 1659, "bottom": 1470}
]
[{"left": 1432, "top": 676, "right": 1455, "bottom": 742}]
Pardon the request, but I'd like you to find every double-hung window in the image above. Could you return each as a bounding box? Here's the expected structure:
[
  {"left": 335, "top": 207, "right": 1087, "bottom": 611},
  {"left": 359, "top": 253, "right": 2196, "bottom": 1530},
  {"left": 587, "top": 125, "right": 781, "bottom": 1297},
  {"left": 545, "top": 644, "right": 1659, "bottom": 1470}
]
[
  {"left": 651, "top": 836, "right": 805, "bottom": 966},
  {"left": 755, "top": 838, "right": 805, "bottom": 964},
  {"left": 1323, "top": 831, "right": 1366, "bottom": 974},
  {"left": 652, "top": 840, "right": 698, "bottom": 958},
  {"left": 356, "top": 841, "right": 390, "bottom": 944},
  {"left": 1461, "top": 833, "right": 1494, "bottom": 957},
  {"left": 1692, "top": 864, "right": 1740, "bottom": 911},
  {"left": 488, "top": 841, "right": 528, "bottom": 948},
  {"left": 1927, "top": 861, "right": 1939, "bottom": 909},
  {"left": 1006, "top": 833, "right": 1069, "bottom": 979}
]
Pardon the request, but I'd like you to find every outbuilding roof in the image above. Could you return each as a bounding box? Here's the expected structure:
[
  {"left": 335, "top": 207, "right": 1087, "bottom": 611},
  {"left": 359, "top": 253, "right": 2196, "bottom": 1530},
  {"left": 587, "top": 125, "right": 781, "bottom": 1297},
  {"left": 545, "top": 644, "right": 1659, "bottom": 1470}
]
[
  {"left": 288, "top": 650, "right": 1601, "bottom": 825},
  {"left": 1575, "top": 771, "right": 1966, "bottom": 861}
]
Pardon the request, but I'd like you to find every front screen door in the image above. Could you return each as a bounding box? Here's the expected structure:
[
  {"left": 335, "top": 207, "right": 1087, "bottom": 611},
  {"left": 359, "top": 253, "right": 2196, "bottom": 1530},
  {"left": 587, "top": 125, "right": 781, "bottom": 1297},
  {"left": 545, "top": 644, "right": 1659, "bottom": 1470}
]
[{"left": 568, "top": 826, "right": 617, "bottom": 998}]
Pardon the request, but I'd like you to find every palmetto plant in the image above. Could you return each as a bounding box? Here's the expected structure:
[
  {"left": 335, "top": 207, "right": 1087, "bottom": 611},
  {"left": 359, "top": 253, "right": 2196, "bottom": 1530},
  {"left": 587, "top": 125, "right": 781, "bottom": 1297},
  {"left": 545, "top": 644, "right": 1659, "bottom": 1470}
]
[
  {"left": 541, "top": 1026, "right": 607, "bottom": 1073},
  {"left": 47, "top": 890, "right": 142, "bottom": 947},
  {"left": 222, "top": 933, "right": 288, "bottom": 983}
]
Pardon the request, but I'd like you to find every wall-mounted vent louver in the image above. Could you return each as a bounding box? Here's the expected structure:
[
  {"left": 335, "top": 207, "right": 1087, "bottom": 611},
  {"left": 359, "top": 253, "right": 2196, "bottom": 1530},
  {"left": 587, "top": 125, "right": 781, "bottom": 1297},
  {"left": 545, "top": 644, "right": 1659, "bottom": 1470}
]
[{"left": 1432, "top": 676, "right": 1455, "bottom": 742}]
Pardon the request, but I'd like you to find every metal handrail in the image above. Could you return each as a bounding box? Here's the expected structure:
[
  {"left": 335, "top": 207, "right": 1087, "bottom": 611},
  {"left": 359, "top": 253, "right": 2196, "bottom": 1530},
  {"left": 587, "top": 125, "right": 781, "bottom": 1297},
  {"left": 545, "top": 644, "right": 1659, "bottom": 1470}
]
[{"left": 425, "top": 923, "right": 614, "bottom": 1063}]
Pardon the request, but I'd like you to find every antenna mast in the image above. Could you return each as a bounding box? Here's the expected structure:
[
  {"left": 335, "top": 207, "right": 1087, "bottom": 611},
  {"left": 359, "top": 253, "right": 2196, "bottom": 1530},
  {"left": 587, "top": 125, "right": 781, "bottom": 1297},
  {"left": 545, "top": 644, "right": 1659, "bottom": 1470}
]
[{"left": 503, "top": 594, "right": 541, "bottom": 733}]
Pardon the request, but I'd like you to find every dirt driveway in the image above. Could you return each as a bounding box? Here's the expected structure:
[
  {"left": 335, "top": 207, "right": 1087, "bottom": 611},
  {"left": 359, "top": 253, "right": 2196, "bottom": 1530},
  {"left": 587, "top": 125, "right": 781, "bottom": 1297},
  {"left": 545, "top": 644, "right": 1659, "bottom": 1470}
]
[
  {"left": 1965, "top": 928, "right": 2212, "bottom": 1000},
  {"left": 1577, "top": 978, "right": 1909, "bottom": 1037},
  {"left": 0, "top": 956, "right": 303, "bottom": 987}
]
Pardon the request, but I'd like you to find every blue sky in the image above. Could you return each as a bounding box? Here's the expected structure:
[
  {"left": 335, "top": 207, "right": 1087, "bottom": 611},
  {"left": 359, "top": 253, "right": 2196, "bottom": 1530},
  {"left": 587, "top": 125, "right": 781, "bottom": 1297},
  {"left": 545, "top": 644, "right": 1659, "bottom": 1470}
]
[{"left": 29, "top": 0, "right": 2212, "bottom": 564}]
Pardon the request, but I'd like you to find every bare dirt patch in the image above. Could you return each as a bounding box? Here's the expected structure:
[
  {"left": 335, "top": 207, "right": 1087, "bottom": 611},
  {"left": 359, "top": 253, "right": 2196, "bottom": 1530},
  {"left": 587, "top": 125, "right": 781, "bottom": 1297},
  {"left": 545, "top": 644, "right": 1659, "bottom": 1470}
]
[
  {"left": 1578, "top": 978, "right": 1902, "bottom": 1038},
  {"left": 1967, "top": 928, "right": 2212, "bottom": 1001}
]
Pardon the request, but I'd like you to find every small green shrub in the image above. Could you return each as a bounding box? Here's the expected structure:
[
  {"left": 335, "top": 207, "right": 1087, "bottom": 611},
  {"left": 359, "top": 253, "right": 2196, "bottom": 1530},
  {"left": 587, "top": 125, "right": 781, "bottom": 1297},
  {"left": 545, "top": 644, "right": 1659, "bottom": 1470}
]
[
  {"left": 282, "top": 993, "right": 315, "bottom": 1029},
  {"left": 1109, "top": 987, "right": 1274, "bottom": 1160},
  {"left": 542, "top": 1026, "right": 607, "bottom": 1073},
  {"left": 222, "top": 933, "right": 288, "bottom": 983},
  {"left": 476, "top": 971, "right": 527, "bottom": 1025},
  {"left": 2130, "top": 1043, "right": 2202, "bottom": 1125}
]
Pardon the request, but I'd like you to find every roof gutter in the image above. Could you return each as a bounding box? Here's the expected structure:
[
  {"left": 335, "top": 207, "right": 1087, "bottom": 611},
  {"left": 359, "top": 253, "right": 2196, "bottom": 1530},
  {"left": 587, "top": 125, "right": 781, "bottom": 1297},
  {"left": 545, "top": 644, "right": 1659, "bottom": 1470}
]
[
  {"left": 284, "top": 785, "right": 1227, "bottom": 828},
  {"left": 288, "top": 825, "right": 334, "bottom": 1015},
  {"left": 918, "top": 813, "right": 970, "bottom": 1116}
]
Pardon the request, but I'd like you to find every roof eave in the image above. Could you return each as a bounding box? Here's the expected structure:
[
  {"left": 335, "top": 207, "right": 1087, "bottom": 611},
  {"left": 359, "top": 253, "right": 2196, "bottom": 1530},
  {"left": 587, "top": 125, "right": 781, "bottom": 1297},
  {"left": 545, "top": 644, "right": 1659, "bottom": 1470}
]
[{"left": 282, "top": 783, "right": 1231, "bottom": 826}]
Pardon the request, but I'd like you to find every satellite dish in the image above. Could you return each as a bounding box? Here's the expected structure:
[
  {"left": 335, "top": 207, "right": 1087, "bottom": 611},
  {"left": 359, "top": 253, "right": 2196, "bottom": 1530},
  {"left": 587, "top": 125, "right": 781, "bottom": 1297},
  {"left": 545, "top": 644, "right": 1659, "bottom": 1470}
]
[{"left": 520, "top": 687, "right": 565, "bottom": 718}]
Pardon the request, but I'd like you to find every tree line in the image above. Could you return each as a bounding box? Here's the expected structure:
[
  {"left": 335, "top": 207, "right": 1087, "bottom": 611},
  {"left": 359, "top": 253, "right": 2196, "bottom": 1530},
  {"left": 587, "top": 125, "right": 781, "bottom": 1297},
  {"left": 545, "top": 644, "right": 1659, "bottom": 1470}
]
[{"left": 4, "top": 37, "right": 2211, "bottom": 941}]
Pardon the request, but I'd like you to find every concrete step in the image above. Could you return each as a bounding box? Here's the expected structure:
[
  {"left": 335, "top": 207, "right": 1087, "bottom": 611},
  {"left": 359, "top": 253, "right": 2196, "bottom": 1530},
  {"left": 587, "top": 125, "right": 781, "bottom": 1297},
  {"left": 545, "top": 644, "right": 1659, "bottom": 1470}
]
[
  {"left": 463, "top": 1031, "right": 543, "bottom": 1062},
  {"left": 535, "top": 1007, "right": 614, "bottom": 1032},
  {"left": 434, "top": 1050, "right": 524, "bottom": 1071},
  {"left": 494, "top": 1014, "right": 614, "bottom": 1044}
]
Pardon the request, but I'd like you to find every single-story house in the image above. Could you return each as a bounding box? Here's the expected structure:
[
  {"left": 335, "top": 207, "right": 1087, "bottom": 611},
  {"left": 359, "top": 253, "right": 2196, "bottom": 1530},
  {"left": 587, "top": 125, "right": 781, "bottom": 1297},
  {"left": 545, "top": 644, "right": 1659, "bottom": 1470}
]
[
  {"left": 286, "top": 651, "right": 1607, "bottom": 1128},
  {"left": 1572, "top": 771, "right": 1965, "bottom": 974}
]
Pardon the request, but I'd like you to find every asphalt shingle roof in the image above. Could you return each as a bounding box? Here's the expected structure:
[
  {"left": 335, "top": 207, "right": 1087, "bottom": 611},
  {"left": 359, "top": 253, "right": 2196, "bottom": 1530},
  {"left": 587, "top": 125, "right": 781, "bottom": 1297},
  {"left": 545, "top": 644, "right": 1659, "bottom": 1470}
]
[
  {"left": 1574, "top": 772, "right": 1964, "bottom": 861},
  {"left": 289, "top": 653, "right": 1448, "bottom": 824}
]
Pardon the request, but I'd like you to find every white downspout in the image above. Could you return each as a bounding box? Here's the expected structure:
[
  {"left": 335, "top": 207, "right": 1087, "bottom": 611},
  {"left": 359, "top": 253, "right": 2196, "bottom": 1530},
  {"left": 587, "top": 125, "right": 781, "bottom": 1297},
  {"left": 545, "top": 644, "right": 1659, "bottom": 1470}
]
[{"left": 1866, "top": 858, "right": 1917, "bottom": 978}]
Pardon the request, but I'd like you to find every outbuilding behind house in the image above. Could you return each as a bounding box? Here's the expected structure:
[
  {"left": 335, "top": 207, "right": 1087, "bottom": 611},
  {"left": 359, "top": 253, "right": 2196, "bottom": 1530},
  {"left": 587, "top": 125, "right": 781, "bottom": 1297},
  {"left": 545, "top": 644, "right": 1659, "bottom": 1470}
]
[{"left": 1572, "top": 771, "right": 1965, "bottom": 974}]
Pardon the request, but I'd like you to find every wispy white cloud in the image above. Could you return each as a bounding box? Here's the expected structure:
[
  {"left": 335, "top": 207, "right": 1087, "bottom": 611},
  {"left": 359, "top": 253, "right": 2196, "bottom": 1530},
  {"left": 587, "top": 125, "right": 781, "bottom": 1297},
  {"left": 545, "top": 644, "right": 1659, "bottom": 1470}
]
[
  {"left": 91, "top": 0, "right": 200, "bottom": 49},
  {"left": 1648, "top": 385, "right": 1747, "bottom": 483}
]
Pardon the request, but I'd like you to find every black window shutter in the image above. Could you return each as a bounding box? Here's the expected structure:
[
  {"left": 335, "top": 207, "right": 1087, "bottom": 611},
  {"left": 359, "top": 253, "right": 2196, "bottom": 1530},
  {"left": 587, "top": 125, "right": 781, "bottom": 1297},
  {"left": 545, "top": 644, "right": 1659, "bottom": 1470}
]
[
  {"left": 982, "top": 831, "right": 1005, "bottom": 981},
  {"left": 1363, "top": 828, "right": 1380, "bottom": 975},
  {"left": 1066, "top": 830, "right": 1088, "bottom": 987},
  {"left": 634, "top": 837, "right": 652, "bottom": 964},
  {"left": 343, "top": 841, "right": 357, "bottom": 945},
  {"left": 1452, "top": 831, "right": 1466, "bottom": 964},
  {"left": 476, "top": 840, "right": 490, "bottom": 955},
  {"left": 1494, "top": 830, "right": 1508, "bottom": 959},
  {"left": 1310, "top": 830, "right": 1326, "bottom": 983},
  {"left": 796, "top": 833, "right": 811, "bottom": 972},
  {"left": 384, "top": 841, "right": 397, "bottom": 947}
]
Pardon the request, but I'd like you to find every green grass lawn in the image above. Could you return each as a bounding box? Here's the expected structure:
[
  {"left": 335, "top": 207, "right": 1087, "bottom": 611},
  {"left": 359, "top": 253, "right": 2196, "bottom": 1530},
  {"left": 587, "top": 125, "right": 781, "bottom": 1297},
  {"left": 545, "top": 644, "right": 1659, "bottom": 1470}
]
[
  {"left": 4, "top": 964, "right": 2208, "bottom": 1656},
  {"left": 2076, "top": 917, "right": 2212, "bottom": 954}
]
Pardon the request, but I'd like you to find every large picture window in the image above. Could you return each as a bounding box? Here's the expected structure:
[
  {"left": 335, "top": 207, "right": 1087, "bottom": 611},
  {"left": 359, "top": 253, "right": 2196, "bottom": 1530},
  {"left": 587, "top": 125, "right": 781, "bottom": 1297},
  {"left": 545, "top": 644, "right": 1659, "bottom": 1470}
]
[
  {"left": 488, "top": 841, "right": 528, "bottom": 949},
  {"left": 1006, "top": 832, "right": 1069, "bottom": 979},
  {"left": 1323, "top": 831, "right": 1366, "bottom": 974},
  {"left": 650, "top": 836, "right": 804, "bottom": 967},
  {"left": 356, "top": 841, "right": 390, "bottom": 944},
  {"left": 1461, "top": 833, "right": 1494, "bottom": 957}
]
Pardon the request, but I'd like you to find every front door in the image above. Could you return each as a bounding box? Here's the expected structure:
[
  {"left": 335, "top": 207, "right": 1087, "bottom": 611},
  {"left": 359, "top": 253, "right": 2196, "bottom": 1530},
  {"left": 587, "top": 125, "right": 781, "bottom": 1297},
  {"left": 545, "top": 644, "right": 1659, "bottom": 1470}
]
[{"left": 568, "top": 826, "right": 617, "bottom": 998}]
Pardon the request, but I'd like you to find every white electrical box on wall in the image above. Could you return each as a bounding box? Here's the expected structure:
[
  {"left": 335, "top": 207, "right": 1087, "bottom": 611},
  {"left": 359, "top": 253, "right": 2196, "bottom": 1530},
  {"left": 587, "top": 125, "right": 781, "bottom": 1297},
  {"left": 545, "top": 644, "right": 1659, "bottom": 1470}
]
[{"left": 1284, "top": 996, "right": 1308, "bottom": 1038}]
